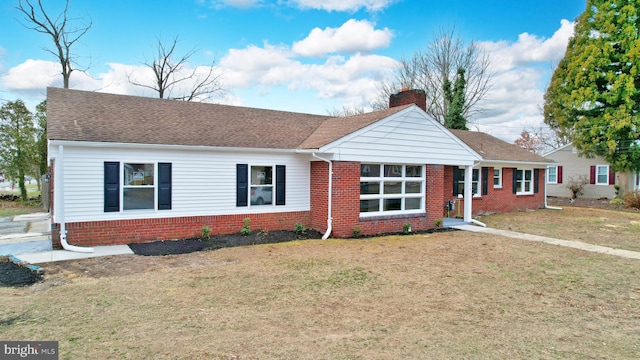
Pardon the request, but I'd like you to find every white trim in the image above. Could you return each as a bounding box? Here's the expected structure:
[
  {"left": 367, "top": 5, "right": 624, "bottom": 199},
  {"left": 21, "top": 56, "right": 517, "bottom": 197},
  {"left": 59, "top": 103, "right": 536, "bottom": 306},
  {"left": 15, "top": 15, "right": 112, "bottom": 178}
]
[
  {"left": 359, "top": 163, "right": 426, "bottom": 217},
  {"left": 49, "top": 140, "right": 302, "bottom": 154},
  {"left": 595, "top": 164, "right": 609, "bottom": 186},
  {"left": 515, "top": 169, "right": 535, "bottom": 195},
  {"left": 493, "top": 167, "right": 502, "bottom": 189},
  {"left": 547, "top": 165, "right": 558, "bottom": 184}
]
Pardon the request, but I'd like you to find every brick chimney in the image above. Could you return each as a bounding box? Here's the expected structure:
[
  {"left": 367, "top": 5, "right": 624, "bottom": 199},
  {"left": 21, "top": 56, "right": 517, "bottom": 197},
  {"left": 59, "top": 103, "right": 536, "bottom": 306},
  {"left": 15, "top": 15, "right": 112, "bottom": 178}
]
[{"left": 389, "top": 88, "right": 426, "bottom": 112}]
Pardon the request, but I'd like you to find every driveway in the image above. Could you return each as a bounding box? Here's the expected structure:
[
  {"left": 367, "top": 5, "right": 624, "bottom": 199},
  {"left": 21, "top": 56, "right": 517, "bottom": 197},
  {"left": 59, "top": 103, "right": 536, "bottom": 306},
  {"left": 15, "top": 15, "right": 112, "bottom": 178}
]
[{"left": 0, "top": 213, "right": 52, "bottom": 255}]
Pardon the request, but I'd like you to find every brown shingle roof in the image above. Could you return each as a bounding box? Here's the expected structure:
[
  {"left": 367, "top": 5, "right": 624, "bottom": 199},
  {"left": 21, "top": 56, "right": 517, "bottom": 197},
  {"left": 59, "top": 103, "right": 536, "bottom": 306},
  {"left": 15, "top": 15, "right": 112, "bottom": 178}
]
[
  {"left": 47, "top": 87, "right": 331, "bottom": 149},
  {"left": 450, "top": 129, "right": 552, "bottom": 164}
]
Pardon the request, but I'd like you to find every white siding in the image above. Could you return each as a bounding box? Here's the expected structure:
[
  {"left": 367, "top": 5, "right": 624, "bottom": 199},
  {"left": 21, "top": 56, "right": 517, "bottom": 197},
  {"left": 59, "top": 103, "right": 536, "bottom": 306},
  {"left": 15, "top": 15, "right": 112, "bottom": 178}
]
[
  {"left": 322, "top": 108, "right": 478, "bottom": 165},
  {"left": 52, "top": 144, "right": 311, "bottom": 223}
]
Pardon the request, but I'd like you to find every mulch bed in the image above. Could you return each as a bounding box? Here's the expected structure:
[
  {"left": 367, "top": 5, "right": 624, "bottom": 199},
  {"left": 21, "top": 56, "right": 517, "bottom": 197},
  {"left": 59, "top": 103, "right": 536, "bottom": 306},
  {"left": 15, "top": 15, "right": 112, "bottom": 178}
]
[
  {"left": 0, "top": 258, "right": 43, "bottom": 287},
  {"left": 128, "top": 230, "right": 324, "bottom": 256}
]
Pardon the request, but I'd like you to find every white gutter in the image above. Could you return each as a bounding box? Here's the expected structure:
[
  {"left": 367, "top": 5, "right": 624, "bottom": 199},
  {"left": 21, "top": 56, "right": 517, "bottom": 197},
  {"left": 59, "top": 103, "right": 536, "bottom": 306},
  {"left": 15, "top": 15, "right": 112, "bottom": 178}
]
[
  {"left": 544, "top": 166, "right": 563, "bottom": 210},
  {"left": 312, "top": 153, "right": 333, "bottom": 240},
  {"left": 57, "top": 145, "right": 94, "bottom": 253}
]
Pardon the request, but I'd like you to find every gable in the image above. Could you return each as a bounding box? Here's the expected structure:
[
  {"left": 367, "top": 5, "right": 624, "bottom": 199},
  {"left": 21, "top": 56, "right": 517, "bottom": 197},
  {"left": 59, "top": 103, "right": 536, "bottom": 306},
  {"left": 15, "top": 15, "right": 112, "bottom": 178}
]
[{"left": 318, "top": 107, "right": 480, "bottom": 165}]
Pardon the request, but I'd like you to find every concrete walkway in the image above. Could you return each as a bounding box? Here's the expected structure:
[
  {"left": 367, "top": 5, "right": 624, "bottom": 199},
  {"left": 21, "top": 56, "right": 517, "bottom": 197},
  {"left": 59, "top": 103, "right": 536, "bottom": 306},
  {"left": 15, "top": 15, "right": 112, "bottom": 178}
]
[{"left": 452, "top": 224, "right": 640, "bottom": 260}]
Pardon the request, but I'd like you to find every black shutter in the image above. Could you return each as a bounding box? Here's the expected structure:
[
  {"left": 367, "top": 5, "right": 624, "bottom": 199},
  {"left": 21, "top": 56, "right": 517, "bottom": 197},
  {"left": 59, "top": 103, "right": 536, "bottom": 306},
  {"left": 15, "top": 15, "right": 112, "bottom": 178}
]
[
  {"left": 275, "top": 165, "right": 286, "bottom": 205},
  {"left": 158, "top": 163, "right": 172, "bottom": 210},
  {"left": 534, "top": 169, "right": 540, "bottom": 193},
  {"left": 482, "top": 167, "right": 489, "bottom": 195},
  {"left": 236, "top": 164, "right": 248, "bottom": 207},
  {"left": 453, "top": 168, "right": 461, "bottom": 196},
  {"left": 512, "top": 168, "right": 518, "bottom": 194},
  {"left": 104, "top": 162, "right": 120, "bottom": 212}
]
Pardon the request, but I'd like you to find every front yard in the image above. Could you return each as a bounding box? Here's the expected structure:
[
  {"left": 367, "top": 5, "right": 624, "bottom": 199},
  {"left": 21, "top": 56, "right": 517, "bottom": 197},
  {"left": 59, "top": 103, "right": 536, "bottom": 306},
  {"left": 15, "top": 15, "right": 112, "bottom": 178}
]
[{"left": 1, "top": 206, "right": 639, "bottom": 359}]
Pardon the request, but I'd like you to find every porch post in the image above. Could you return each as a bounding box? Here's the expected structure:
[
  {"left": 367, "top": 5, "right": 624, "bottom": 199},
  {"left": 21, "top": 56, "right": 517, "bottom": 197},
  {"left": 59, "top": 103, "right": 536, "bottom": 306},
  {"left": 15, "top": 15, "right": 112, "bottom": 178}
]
[{"left": 464, "top": 165, "right": 473, "bottom": 222}]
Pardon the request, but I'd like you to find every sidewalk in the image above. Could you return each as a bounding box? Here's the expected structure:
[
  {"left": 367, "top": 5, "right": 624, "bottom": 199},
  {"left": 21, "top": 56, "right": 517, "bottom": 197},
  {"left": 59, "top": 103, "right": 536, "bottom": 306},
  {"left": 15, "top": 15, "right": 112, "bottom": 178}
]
[{"left": 452, "top": 224, "right": 640, "bottom": 260}]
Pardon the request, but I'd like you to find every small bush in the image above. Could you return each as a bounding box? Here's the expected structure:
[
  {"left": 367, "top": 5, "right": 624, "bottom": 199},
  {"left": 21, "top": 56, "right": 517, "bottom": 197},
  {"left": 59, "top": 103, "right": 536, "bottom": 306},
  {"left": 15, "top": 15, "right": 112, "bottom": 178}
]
[
  {"left": 565, "top": 175, "right": 589, "bottom": 199},
  {"left": 403, "top": 222, "right": 412, "bottom": 234},
  {"left": 610, "top": 198, "right": 625, "bottom": 208},
  {"left": 240, "top": 218, "right": 251, "bottom": 236},
  {"left": 352, "top": 226, "right": 362, "bottom": 237},
  {"left": 294, "top": 222, "right": 307, "bottom": 235},
  {"left": 623, "top": 190, "right": 640, "bottom": 209},
  {"left": 434, "top": 219, "right": 443, "bottom": 228},
  {"left": 201, "top": 226, "right": 211, "bottom": 240}
]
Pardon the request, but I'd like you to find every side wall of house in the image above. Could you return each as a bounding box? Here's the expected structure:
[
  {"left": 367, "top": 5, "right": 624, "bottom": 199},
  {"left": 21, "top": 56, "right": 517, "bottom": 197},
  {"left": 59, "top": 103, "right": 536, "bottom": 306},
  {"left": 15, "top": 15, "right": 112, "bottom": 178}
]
[
  {"left": 51, "top": 144, "right": 313, "bottom": 247},
  {"left": 546, "top": 146, "right": 617, "bottom": 199},
  {"left": 444, "top": 166, "right": 545, "bottom": 216}
]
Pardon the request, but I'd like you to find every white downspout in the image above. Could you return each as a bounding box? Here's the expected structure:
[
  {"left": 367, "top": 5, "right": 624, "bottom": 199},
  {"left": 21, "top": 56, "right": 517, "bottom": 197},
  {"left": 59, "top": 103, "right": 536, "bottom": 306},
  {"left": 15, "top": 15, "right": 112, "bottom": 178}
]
[
  {"left": 57, "top": 145, "right": 94, "bottom": 253},
  {"left": 544, "top": 166, "right": 562, "bottom": 210},
  {"left": 312, "top": 153, "right": 332, "bottom": 240}
]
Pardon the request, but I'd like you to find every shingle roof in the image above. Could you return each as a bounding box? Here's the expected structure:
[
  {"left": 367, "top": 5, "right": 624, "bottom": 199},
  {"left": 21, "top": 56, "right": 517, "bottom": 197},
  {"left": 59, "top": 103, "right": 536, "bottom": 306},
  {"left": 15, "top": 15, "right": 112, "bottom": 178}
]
[
  {"left": 450, "top": 129, "right": 552, "bottom": 164},
  {"left": 47, "top": 87, "right": 331, "bottom": 149}
]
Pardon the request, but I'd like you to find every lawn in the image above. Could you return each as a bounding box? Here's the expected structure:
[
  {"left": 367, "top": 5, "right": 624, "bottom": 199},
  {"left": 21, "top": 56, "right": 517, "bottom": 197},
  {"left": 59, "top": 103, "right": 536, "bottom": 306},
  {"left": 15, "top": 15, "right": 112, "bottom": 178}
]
[{"left": 1, "top": 208, "right": 639, "bottom": 359}]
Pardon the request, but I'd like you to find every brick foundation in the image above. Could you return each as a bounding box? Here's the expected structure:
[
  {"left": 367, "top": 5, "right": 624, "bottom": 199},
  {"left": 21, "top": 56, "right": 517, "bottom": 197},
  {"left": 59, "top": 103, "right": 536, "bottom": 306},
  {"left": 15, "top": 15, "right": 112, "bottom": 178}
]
[{"left": 52, "top": 211, "right": 310, "bottom": 248}]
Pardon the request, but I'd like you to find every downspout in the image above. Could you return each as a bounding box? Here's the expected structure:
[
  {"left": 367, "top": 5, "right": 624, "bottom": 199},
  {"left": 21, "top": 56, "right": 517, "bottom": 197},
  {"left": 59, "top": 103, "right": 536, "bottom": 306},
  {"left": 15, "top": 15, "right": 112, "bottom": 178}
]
[
  {"left": 544, "top": 167, "right": 562, "bottom": 210},
  {"left": 312, "top": 153, "right": 332, "bottom": 240},
  {"left": 57, "top": 145, "right": 94, "bottom": 253}
]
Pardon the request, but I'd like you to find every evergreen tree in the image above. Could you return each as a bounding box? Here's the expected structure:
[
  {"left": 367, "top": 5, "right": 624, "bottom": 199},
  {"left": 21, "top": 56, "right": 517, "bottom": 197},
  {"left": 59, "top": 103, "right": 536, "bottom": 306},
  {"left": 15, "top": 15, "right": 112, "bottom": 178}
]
[
  {"left": 0, "top": 100, "right": 37, "bottom": 201},
  {"left": 444, "top": 68, "right": 468, "bottom": 130},
  {"left": 543, "top": 0, "right": 640, "bottom": 171}
]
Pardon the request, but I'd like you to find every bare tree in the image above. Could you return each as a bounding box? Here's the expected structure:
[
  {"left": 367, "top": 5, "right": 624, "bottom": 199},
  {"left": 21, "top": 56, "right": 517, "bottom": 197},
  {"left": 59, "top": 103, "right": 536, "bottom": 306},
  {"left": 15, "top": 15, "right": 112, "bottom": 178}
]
[
  {"left": 326, "top": 105, "right": 367, "bottom": 117},
  {"left": 16, "top": 0, "right": 92, "bottom": 89},
  {"left": 372, "top": 27, "right": 492, "bottom": 125},
  {"left": 129, "top": 37, "right": 224, "bottom": 101}
]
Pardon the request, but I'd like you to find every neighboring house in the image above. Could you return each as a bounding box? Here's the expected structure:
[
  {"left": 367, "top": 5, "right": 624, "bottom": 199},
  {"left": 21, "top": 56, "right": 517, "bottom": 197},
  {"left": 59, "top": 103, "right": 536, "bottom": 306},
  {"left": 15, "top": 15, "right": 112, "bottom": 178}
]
[
  {"left": 447, "top": 130, "right": 552, "bottom": 215},
  {"left": 543, "top": 143, "right": 638, "bottom": 199},
  {"left": 47, "top": 87, "right": 550, "bottom": 249}
]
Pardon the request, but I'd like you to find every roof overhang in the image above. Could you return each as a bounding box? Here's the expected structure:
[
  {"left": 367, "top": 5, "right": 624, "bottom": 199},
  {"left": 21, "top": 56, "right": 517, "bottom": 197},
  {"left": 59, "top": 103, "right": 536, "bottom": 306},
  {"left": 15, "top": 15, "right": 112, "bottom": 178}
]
[{"left": 48, "top": 140, "right": 301, "bottom": 154}]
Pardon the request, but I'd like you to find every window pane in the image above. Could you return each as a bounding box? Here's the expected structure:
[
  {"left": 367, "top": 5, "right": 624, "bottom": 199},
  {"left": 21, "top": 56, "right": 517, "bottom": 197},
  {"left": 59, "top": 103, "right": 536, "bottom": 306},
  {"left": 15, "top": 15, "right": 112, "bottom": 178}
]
[
  {"left": 361, "top": 164, "right": 380, "bottom": 177},
  {"left": 472, "top": 169, "right": 479, "bottom": 181},
  {"left": 384, "top": 181, "right": 402, "bottom": 194},
  {"left": 548, "top": 167, "right": 557, "bottom": 182},
  {"left": 383, "top": 198, "right": 402, "bottom": 211},
  {"left": 516, "top": 170, "right": 523, "bottom": 181},
  {"left": 406, "top": 166, "right": 422, "bottom": 177},
  {"left": 405, "top": 197, "right": 421, "bottom": 210},
  {"left": 251, "top": 166, "right": 272, "bottom": 185},
  {"left": 360, "top": 199, "right": 379, "bottom": 212},
  {"left": 384, "top": 165, "right": 402, "bottom": 177},
  {"left": 360, "top": 182, "right": 380, "bottom": 195},
  {"left": 525, "top": 170, "right": 532, "bottom": 181},
  {"left": 406, "top": 182, "right": 422, "bottom": 193},
  {"left": 516, "top": 182, "right": 523, "bottom": 193},
  {"left": 524, "top": 182, "right": 531, "bottom": 192},
  {"left": 494, "top": 169, "right": 501, "bottom": 186},
  {"left": 123, "top": 188, "right": 154, "bottom": 210},
  {"left": 250, "top": 186, "right": 272, "bottom": 205},
  {"left": 124, "top": 163, "right": 154, "bottom": 186}
]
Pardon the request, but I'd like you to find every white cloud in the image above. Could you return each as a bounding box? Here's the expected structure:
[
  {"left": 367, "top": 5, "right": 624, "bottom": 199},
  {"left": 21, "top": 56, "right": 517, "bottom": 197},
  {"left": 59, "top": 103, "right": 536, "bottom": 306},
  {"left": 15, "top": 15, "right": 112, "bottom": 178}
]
[
  {"left": 474, "top": 20, "right": 575, "bottom": 141},
  {"left": 292, "top": 19, "right": 393, "bottom": 57},
  {"left": 208, "top": 0, "right": 263, "bottom": 9},
  {"left": 290, "top": 0, "right": 395, "bottom": 12}
]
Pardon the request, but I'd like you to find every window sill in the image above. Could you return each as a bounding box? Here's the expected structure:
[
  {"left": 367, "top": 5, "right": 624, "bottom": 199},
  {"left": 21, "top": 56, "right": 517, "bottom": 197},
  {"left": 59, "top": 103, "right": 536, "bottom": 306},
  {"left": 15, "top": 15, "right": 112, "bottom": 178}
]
[{"left": 359, "top": 212, "right": 426, "bottom": 222}]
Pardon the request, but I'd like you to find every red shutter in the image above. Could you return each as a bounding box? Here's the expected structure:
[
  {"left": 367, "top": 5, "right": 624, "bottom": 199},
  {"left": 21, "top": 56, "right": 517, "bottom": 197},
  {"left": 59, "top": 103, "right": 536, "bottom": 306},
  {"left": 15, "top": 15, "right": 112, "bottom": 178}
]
[
  {"left": 557, "top": 166, "right": 563, "bottom": 184},
  {"left": 590, "top": 166, "right": 596, "bottom": 184},
  {"left": 609, "top": 168, "right": 615, "bottom": 185}
]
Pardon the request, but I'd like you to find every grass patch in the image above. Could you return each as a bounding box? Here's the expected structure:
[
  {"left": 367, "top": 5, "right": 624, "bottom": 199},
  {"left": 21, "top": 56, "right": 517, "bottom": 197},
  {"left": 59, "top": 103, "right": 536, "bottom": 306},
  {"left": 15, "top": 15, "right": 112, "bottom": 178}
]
[{"left": 0, "top": 198, "right": 44, "bottom": 217}]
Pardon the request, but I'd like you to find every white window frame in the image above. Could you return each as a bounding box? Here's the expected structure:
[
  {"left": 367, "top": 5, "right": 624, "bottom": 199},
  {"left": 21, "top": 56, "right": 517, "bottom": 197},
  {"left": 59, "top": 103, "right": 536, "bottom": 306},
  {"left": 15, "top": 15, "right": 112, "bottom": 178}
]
[
  {"left": 249, "top": 165, "right": 274, "bottom": 206},
  {"left": 493, "top": 168, "right": 502, "bottom": 188},
  {"left": 122, "top": 162, "right": 157, "bottom": 211},
  {"left": 595, "top": 165, "right": 609, "bottom": 186},
  {"left": 515, "top": 169, "right": 534, "bottom": 195},
  {"left": 456, "top": 167, "right": 481, "bottom": 197},
  {"left": 360, "top": 164, "right": 425, "bottom": 217},
  {"left": 547, "top": 166, "right": 558, "bottom": 184}
]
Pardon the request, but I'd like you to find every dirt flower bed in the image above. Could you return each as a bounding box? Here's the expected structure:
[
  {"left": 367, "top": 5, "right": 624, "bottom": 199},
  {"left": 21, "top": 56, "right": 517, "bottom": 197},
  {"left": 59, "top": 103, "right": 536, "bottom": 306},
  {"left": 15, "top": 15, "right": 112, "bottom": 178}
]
[{"left": 0, "top": 257, "right": 43, "bottom": 287}]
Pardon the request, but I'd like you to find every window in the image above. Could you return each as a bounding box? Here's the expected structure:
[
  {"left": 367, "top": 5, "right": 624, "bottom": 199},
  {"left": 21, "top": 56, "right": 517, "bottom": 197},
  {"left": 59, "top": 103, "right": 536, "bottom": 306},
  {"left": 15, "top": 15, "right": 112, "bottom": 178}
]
[
  {"left": 547, "top": 166, "right": 557, "bottom": 184},
  {"left": 236, "top": 164, "right": 285, "bottom": 207},
  {"left": 454, "top": 168, "right": 480, "bottom": 196},
  {"left": 250, "top": 166, "right": 273, "bottom": 205},
  {"left": 360, "top": 164, "right": 424, "bottom": 216},
  {"left": 493, "top": 168, "right": 502, "bottom": 188},
  {"left": 104, "top": 162, "right": 172, "bottom": 212},
  {"left": 514, "top": 169, "right": 534, "bottom": 195},
  {"left": 596, "top": 165, "right": 608, "bottom": 185}
]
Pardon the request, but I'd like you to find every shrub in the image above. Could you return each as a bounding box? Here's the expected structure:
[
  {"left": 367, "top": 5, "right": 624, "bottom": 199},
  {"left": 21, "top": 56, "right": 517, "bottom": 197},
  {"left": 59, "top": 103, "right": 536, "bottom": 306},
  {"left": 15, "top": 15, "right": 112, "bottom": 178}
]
[
  {"left": 240, "top": 218, "right": 251, "bottom": 236},
  {"left": 565, "top": 175, "right": 589, "bottom": 199},
  {"left": 623, "top": 190, "right": 640, "bottom": 209},
  {"left": 201, "top": 226, "right": 211, "bottom": 240},
  {"left": 294, "top": 222, "right": 307, "bottom": 235},
  {"left": 610, "top": 198, "right": 625, "bottom": 208},
  {"left": 352, "top": 226, "right": 362, "bottom": 237},
  {"left": 403, "top": 222, "right": 412, "bottom": 234},
  {"left": 434, "top": 219, "right": 443, "bottom": 228}
]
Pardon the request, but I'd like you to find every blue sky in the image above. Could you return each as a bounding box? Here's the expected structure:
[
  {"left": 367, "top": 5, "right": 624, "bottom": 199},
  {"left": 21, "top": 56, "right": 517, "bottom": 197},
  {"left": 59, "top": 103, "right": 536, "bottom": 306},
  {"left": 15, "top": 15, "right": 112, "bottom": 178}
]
[{"left": 0, "top": 0, "right": 585, "bottom": 141}]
